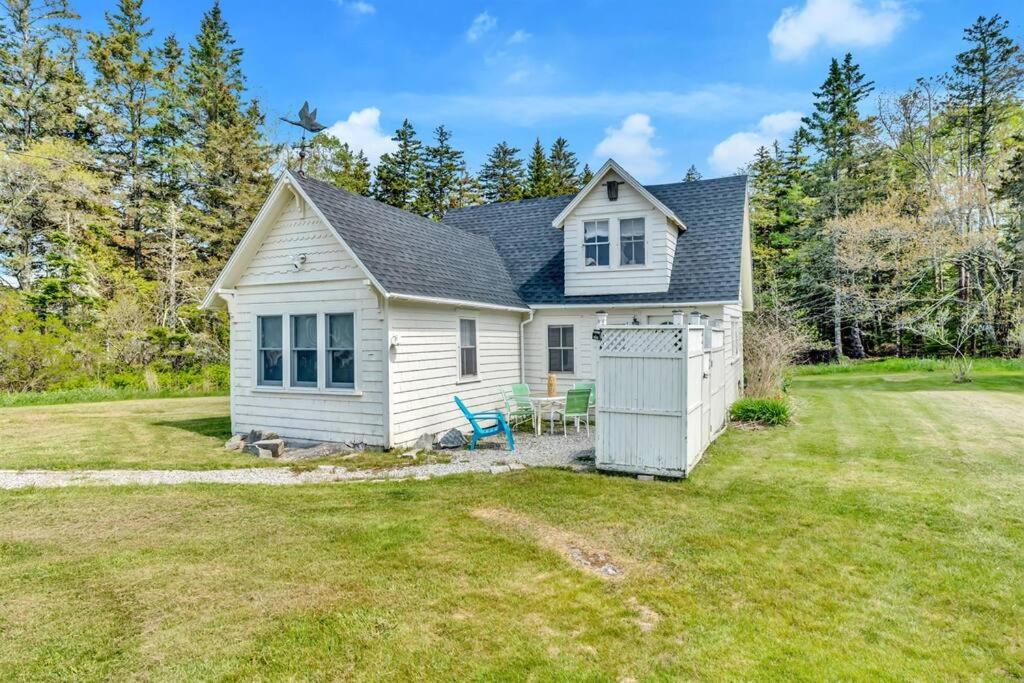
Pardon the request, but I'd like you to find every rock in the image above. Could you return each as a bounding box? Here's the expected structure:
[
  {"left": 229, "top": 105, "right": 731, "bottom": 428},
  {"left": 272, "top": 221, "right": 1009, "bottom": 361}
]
[
  {"left": 344, "top": 441, "right": 366, "bottom": 452},
  {"left": 508, "top": 462, "right": 526, "bottom": 471},
  {"left": 637, "top": 474, "right": 654, "bottom": 482},
  {"left": 224, "top": 435, "right": 245, "bottom": 451},
  {"left": 489, "top": 465, "right": 511, "bottom": 475},
  {"left": 436, "top": 429, "right": 467, "bottom": 449},
  {"left": 262, "top": 431, "right": 280, "bottom": 441},
  {"left": 245, "top": 429, "right": 263, "bottom": 444},
  {"left": 252, "top": 439, "right": 284, "bottom": 457},
  {"left": 413, "top": 432, "right": 435, "bottom": 451},
  {"left": 399, "top": 450, "right": 418, "bottom": 459},
  {"left": 242, "top": 444, "right": 271, "bottom": 458}
]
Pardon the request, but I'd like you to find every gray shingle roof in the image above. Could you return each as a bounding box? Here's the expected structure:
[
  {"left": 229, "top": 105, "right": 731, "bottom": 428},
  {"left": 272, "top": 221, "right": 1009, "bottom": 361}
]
[
  {"left": 293, "top": 174, "right": 527, "bottom": 309},
  {"left": 442, "top": 174, "right": 749, "bottom": 305}
]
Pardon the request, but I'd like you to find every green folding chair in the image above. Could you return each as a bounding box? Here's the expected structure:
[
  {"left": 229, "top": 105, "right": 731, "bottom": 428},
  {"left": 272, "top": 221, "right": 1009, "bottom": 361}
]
[
  {"left": 572, "top": 382, "right": 596, "bottom": 420},
  {"left": 501, "top": 386, "right": 534, "bottom": 429},
  {"left": 562, "top": 388, "right": 592, "bottom": 436}
]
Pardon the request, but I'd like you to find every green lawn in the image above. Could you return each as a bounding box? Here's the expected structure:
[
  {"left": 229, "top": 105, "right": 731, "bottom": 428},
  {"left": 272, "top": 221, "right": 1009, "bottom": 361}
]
[{"left": 1, "top": 365, "right": 1023, "bottom": 679}]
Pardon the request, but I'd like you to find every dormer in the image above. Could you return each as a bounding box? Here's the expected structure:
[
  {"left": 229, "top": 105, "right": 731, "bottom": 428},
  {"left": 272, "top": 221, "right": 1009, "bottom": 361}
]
[{"left": 552, "top": 159, "right": 685, "bottom": 296}]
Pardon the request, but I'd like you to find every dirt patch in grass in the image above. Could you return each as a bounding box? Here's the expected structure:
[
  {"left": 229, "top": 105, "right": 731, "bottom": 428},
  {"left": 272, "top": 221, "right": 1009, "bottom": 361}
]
[{"left": 472, "top": 506, "right": 629, "bottom": 579}]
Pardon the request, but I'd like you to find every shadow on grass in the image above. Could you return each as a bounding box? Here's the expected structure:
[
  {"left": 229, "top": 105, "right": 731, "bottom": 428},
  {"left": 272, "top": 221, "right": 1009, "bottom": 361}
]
[{"left": 154, "top": 416, "right": 232, "bottom": 440}]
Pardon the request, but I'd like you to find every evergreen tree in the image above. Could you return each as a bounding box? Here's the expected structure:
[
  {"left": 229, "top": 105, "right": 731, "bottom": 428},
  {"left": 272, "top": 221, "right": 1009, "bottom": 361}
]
[
  {"left": 301, "top": 134, "right": 371, "bottom": 196},
  {"left": 416, "top": 124, "right": 464, "bottom": 219},
  {"left": 478, "top": 141, "right": 524, "bottom": 203},
  {"left": 946, "top": 15, "right": 1024, "bottom": 185},
  {"left": 547, "top": 137, "right": 580, "bottom": 194},
  {"left": 525, "top": 138, "right": 551, "bottom": 197},
  {"left": 452, "top": 170, "right": 484, "bottom": 209},
  {"left": 184, "top": 1, "right": 271, "bottom": 270},
  {"left": 373, "top": 119, "right": 423, "bottom": 211},
  {"left": 0, "top": 0, "right": 84, "bottom": 148},
  {"left": 579, "top": 163, "right": 594, "bottom": 186},
  {"left": 88, "top": 0, "right": 157, "bottom": 269},
  {"left": 683, "top": 165, "right": 702, "bottom": 182},
  {"left": 149, "top": 34, "right": 189, "bottom": 205}
]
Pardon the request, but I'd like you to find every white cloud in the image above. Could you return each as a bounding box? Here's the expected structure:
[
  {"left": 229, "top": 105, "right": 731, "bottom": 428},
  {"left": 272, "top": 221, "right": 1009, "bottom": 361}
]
[
  {"left": 335, "top": 0, "right": 375, "bottom": 15},
  {"left": 593, "top": 113, "right": 666, "bottom": 182},
  {"left": 507, "top": 29, "right": 530, "bottom": 44},
  {"left": 769, "top": 0, "right": 905, "bottom": 60},
  {"left": 708, "top": 110, "right": 803, "bottom": 174},
  {"left": 466, "top": 12, "right": 497, "bottom": 42},
  {"left": 323, "top": 107, "right": 397, "bottom": 166}
]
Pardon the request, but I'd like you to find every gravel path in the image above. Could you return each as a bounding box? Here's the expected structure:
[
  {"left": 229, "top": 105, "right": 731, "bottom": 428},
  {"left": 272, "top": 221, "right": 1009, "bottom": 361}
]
[{"left": 0, "top": 433, "right": 594, "bottom": 490}]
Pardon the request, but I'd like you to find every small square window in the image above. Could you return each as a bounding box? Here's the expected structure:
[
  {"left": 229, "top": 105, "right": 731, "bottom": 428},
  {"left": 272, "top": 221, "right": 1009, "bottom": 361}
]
[
  {"left": 620, "top": 217, "right": 645, "bottom": 265},
  {"left": 257, "top": 316, "right": 283, "bottom": 386},
  {"left": 327, "top": 313, "right": 355, "bottom": 389},
  {"left": 583, "top": 220, "right": 609, "bottom": 267},
  {"left": 547, "top": 325, "right": 574, "bottom": 373}
]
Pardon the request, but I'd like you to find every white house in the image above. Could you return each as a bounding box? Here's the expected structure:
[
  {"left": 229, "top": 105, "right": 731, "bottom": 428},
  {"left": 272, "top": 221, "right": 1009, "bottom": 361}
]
[{"left": 201, "top": 159, "right": 753, "bottom": 447}]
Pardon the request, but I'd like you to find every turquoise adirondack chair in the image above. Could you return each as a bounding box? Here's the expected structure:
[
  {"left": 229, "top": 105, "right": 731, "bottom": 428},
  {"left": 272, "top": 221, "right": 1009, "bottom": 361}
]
[{"left": 454, "top": 396, "right": 516, "bottom": 451}]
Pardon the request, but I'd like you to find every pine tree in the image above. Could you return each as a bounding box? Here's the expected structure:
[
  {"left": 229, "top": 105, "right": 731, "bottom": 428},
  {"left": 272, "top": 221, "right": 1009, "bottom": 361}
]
[
  {"left": 149, "top": 34, "right": 189, "bottom": 205},
  {"left": 88, "top": 0, "right": 157, "bottom": 269},
  {"left": 0, "top": 0, "right": 84, "bottom": 148},
  {"left": 525, "top": 138, "right": 551, "bottom": 197},
  {"left": 184, "top": 1, "right": 271, "bottom": 270},
  {"left": 478, "top": 141, "right": 524, "bottom": 203},
  {"left": 301, "top": 134, "right": 371, "bottom": 196},
  {"left": 373, "top": 119, "right": 423, "bottom": 211},
  {"left": 946, "top": 15, "right": 1024, "bottom": 185},
  {"left": 548, "top": 137, "right": 580, "bottom": 194},
  {"left": 452, "top": 170, "right": 484, "bottom": 209},
  {"left": 683, "top": 165, "right": 702, "bottom": 182},
  {"left": 416, "top": 124, "right": 464, "bottom": 219},
  {"left": 579, "top": 163, "right": 594, "bottom": 186}
]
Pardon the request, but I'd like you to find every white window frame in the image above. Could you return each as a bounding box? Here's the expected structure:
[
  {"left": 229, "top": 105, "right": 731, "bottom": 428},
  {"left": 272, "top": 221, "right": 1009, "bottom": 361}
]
[
  {"left": 583, "top": 219, "right": 610, "bottom": 268},
  {"left": 325, "top": 312, "right": 357, "bottom": 390},
  {"left": 619, "top": 217, "right": 646, "bottom": 266},
  {"left": 250, "top": 308, "right": 361, "bottom": 396},
  {"left": 547, "top": 324, "right": 574, "bottom": 374},
  {"left": 458, "top": 317, "right": 479, "bottom": 380},
  {"left": 289, "top": 313, "right": 319, "bottom": 388},
  {"left": 256, "top": 315, "right": 284, "bottom": 387}
]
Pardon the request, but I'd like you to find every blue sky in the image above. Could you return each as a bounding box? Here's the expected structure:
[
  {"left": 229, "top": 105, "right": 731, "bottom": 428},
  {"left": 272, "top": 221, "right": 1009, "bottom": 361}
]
[{"left": 75, "top": 0, "right": 1024, "bottom": 183}]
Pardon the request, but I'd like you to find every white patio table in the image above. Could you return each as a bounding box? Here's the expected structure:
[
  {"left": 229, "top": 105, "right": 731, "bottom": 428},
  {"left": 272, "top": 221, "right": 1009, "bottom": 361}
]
[{"left": 526, "top": 394, "right": 566, "bottom": 436}]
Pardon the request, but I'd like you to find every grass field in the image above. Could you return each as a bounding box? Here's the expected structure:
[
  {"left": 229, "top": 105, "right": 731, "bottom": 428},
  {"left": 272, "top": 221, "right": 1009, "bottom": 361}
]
[{"left": 1, "top": 364, "right": 1023, "bottom": 679}]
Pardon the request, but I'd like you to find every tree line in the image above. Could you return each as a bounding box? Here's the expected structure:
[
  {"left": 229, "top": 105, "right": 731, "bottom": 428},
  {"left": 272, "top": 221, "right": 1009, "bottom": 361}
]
[
  {"left": 747, "top": 15, "right": 1024, "bottom": 372},
  {"left": 294, "top": 123, "right": 594, "bottom": 220}
]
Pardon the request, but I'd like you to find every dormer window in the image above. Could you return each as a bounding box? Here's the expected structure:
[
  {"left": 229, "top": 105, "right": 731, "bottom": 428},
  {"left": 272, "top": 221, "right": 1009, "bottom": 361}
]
[
  {"left": 583, "top": 219, "right": 609, "bottom": 267},
  {"left": 620, "top": 217, "right": 646, "bottom": 266}
]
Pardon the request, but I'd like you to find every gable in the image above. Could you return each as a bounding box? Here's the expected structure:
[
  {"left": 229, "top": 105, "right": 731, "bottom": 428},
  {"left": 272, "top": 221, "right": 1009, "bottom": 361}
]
[{"left": 551, "top": 159, "right": 685, "bottom": 230}]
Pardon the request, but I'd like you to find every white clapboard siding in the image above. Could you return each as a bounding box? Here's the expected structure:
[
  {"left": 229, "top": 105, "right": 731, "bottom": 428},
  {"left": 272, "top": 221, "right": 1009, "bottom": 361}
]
[
  {"left": 523, "top": 305, "right": 740, "bottom": 395},
  {"left": 563, "top": 172, "right": 677, "bottom": 296},
  {"left": 230, "top": 207, "right": 387, "bottom": 445},
  {"left": 388, "top": 302, "right": 522, "bottom": 446}
]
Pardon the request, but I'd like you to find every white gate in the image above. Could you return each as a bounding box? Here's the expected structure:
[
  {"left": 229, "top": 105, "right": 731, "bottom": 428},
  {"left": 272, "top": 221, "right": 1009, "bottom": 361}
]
[{"left": 595, "top": 322, "right": 728, "bottom": 478}]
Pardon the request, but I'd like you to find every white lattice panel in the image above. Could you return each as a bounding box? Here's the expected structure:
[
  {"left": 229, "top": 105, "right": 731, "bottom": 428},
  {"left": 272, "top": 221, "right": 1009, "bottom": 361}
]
[{"left": 598, "top": 326, "right": 686, "bottom": 357}]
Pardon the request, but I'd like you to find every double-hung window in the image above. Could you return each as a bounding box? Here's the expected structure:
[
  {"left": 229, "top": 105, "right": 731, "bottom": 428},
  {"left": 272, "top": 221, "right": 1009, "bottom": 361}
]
[
  {"left": 620, "top": 217, "right": 646, "bottom": 265},
  {"left": 290, "top": 314, "right": 318, "bottom": 387},
  {"left": 548, "top": 325, "right": 574, "bottom": 373},
  {"left": 583, "top": 220, "right": 609, "bottom": 267},
  {"left": 459, "top": 319, "right": 477, "bottom": 377},
  {"left": 257, "top": 316, "right": 283, "bottom": 386},
  {"left": 327, "top": 313, "right": 356, "bottom": 389}
]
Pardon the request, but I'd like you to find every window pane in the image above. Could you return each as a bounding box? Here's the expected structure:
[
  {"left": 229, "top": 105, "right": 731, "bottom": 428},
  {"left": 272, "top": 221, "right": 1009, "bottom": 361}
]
[
  {"left": 621, "top": 217, "right": 644, "bottom": 237},
  {"left": 328, "top": 314, "right": 354, "bottom": 349},
  {"left": 584, "top": 220, "right": 608, "bottom": 242},
  {"left": 562, "top": 349, "right": 574, "bottom": 373},
  {"left": 548, "top": 326, "right": 560, "bottom": 347},
  {"left": 460, "top": 319, "right": 476, "bottom": 347},
  {"left": 561, "top": 326, "right": 573, "bottom": 347},
  {"left": 329, "top": 349, "right": 355, "bottom": 387},
  {"left": 260, "top": 350, "right": 283, "bottom": 385},
  {"left": 292, "top": 349, "right": 317, "bottom": 385},
  {"left": 292, "top": 314, "right": 316, "bottom": 349},
  {"left": 258, "top": 316, "right": 281, "bottom": 349},
  {"left": 461, "top": 348, "right": 477, "bottom": 376},
  {"left": 548, "top": 348, "right": 561, "bottom": 372},
  {"left": 597, "top": 243, "right": 609, "bottom": 266}
]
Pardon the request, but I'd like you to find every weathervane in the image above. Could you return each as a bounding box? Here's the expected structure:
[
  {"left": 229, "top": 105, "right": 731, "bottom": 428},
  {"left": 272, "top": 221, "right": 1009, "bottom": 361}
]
[{"left": 280, "top": 101, "right": 327, "bottom": 175}]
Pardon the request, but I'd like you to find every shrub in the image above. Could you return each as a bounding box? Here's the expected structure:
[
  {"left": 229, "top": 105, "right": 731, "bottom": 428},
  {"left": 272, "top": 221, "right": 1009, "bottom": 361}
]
[
  {"left": 731, "top": 397, "right": 790, "bottom": 426},
  {"left": 743, "top": 302, "right": 814, "bottom": 398}
]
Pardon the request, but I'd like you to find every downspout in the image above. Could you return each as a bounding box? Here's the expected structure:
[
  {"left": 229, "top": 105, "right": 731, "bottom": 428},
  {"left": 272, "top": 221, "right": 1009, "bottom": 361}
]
[
  {"left": 382, "top": 292, "right": 393, "bottom": 448},
  {"left": 519, "top": 308, "right": 535, "bottom": 383}
]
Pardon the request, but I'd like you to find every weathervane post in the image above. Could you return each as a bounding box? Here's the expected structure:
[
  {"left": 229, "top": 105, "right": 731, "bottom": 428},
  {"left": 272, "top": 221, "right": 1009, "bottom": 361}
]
[{"left": 281, "top": 101, "right": 327, "bottom": 176}]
